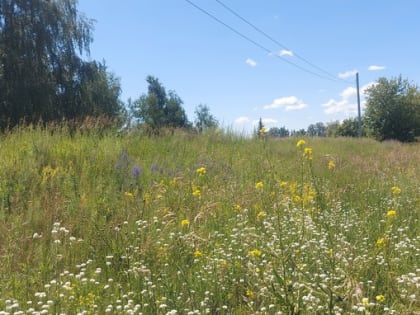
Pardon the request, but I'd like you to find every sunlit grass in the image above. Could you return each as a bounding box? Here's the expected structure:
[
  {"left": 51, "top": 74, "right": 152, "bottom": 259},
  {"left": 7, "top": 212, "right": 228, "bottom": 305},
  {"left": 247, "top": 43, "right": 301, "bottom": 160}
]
[{"left": 0, "top": 127, "right": 419, "bottom": 314}]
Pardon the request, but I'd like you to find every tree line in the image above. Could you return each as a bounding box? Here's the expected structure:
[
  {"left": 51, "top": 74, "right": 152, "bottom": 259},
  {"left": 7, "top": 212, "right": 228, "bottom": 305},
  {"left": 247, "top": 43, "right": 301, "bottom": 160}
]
[
  {"left": 260, "top": 76, "right": 420, "bottom": 142},
  {"left": 1, "top": 1, "right": 419, "bottom": 141}
]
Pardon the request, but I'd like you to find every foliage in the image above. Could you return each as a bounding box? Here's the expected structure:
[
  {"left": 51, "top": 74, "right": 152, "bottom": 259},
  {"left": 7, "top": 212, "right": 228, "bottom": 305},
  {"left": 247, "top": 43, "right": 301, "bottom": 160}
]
[
  {"left": 307, "top": 122, "right": 326, "bottom": 137},
  {"left": 268, "top": 126, "right": 289, "bottom": 137},
  {"left": 0, "top": 128, "right": 419, "bottom": 314},
  {"left": 0, "top": 0, "right": 123, "bottom": 130},
  {"left": 194, "top": 104, "right": 218, "bottom": 132},
  {"left": 132, "top": 76, "right": 190, "bottom": 130},
  {"left": 364, "top": 76, "right": 420, "bottom": 142}
]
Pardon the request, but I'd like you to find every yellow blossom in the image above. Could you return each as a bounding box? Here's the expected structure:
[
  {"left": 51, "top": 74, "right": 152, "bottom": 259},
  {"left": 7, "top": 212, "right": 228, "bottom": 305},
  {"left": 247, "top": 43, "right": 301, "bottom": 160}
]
[
  {"left": 181, "top": 219, "right": 190, "bottom": 227},
  {"left": 124, "top": 191, "right": 134, "bottom": 198},
  {"left": 192, "top": 188, "right": 201, "bottom": 197},
  {"left": 248, "top": 249, "right": 262, "bottom": 257},
  {"left": 194, "top": 250, "right": 203, "bottom": 257},
  {"left": 257, "top": 211, "right": 266, "bottom": 219},
  {"left": 196, "top": 167, "right": 206, "bottom": 176},
  {"left": 255, "top": 181, "right": 264, "bottom": 189},
  {"left": 303, "top": 147, "right": 313, "bottom": 160},
  {"left": 391, "top": 186, "right": 401, "bottom": 196},
  {"left": 376, "top": 238, "right": 386, "bottom": 246},
  {"left": 328, "top": 160, "right": 335, "bottom": 170},
  {"left": 386, "top": 209, "right": 397, "bottom": 218},
  {"left": 234, "top": 204, "right": 242, "bottom": 211},
  {"left": 278, "top": 181, "right": 288, "bottom": 188},
  {"left": 246, "top": 289, "right": 254, "bottom": 297},
  {"left": 362, "top": 298, "right": 369, "bottom": 306},
  {"left": 296, "top": 139, "right": 306, "bottom": 148},
  {"left": 376, "top": 295, "right": 385, "bottom": 302}
]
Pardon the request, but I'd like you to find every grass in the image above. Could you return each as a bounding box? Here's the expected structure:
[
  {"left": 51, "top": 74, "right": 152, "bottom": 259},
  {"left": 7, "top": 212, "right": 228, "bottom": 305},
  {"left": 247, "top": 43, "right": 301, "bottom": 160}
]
[{"left": 0, "top": 126, "right": 419, "bottom": 314}]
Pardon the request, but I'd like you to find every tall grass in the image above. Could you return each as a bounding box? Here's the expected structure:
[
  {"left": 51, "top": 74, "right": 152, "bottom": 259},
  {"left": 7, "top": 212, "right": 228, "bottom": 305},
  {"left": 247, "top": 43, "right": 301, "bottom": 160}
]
[{"left": 0, "top": 127, "right": 418, "bottom": 314}]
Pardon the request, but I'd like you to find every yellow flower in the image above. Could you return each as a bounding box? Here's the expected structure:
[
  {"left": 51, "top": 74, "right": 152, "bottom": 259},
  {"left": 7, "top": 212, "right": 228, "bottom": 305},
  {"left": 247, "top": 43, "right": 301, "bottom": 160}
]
[
  {"left": 181, "top": 219, "right": 190, "bottom": 227},
  {"left": 278, "top": 181, "right": 288, "bottom": 188},
  {"left": 376, "top": 295, "right": 385, "bottom": 302},
  {"left": 376, "top": 238, "right": 385, "bottom": 246},
  {"left": 234, "top": 204, "right": 242, "bottom": 211},
  {"left": 391, "top": 186, "right": 401, "bottom": 196},
  {"left": 257, "top": 211, "right": 266, "bottom": 219},
  {"left": 246, "top": 289, "right": 254, "bottom": 297},
  {"left": 124, "top": 192, "right": 134, "bottom": 198},
  {"left": 196, "top": 167, "right": 206, "bottom": 176},
  {"left": 194, "top": 250, "right": 203, "bottom": 257},
  {"left": 303, "top": 147, "right": 313, "bottom": 160},
  {"left": 255, "top": 181, "right": 264, "bottom": 189},
  {"left": 248, "top": 249, "right": 262, "bottom": 257},
  {"left": 259, "top": 126, "right": 267, "bottom": 134},
  {"left": 192, "top": 188, "right": 201, "bottom": 197},
  {"left": 362, "top": 297, "right": 369, "bottom": 306},
  {"left": 328, "top": 160, "right": 335, "bottom": 170},
  {"left": 296, "top": 139, "right": 306, "bottom": 148},
  {"left": 386, "top": 209, "right": 397, "bottom": 218}
]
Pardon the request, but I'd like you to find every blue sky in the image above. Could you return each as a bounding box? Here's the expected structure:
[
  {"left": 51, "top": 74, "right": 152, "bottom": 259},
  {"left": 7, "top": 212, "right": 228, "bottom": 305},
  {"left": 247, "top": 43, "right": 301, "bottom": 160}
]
[{"left": 78, "top": 1, "right": 420, "bottom": 133}]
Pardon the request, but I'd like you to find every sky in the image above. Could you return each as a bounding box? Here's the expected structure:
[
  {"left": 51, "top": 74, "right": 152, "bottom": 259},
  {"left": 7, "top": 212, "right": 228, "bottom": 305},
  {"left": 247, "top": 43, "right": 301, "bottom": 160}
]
[{"left": 78, "top": 1, "right": 420, "bottom": 134}]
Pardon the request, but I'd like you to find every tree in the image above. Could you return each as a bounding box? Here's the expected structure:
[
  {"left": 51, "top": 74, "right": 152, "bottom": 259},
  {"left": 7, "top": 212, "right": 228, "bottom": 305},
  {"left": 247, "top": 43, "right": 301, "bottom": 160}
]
[
  {"left": 307, "top": 122, "right": 326, "bottom": 137},
  {"left": 132, "top": 76, "right": 190, "bottom": 129},
  {"left": 0, "top": 0, "right": 123, "bottom": 129},
  {"left": 364, "top": 76, "right": 420, "bottom": 142},
  {"left": 268, "top": 126, "right": 289, "bottom": 138},
  {"left": 194, "top": 104, "right": 218, "bottom": 132},
  {"left": 335, "top": 117, "right": 365, "bottom": 137}
]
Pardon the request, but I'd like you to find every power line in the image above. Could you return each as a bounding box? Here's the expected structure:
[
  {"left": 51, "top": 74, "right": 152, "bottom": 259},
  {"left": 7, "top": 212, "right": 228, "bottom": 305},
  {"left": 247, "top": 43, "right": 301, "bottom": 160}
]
[
  {"left": 184, "top": 0, "right": 345, "bottom": 83},
  {"left": 215, "top": 0, "right": 350, "bottom": 83}
]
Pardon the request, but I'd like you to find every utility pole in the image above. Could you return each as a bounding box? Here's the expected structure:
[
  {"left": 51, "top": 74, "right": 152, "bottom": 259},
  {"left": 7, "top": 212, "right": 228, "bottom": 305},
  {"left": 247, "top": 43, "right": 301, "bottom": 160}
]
[{"left": 356, "top": 72, "right": 362, "bottom": 137}]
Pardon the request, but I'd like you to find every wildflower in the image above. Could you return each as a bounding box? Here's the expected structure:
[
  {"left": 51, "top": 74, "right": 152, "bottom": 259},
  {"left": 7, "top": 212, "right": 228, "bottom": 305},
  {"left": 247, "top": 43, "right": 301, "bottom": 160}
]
[
  {"left": 194, "top": 250, "right": 203, "bottom": 257},
  {"left": 376, "top": 238, "right": 386, "bottom": 246},
  {"left": 391, "top": 186, "right": 401, "bottom": 196},
  {"left": 386, "top": 209, "right": 397, "bottom": 219},
  {"left": 131, "top": 165, "right": 143, "bottom": 179},
  {"left": 278, "top": 181, "right": 288, "bottom": 188},
  {"left": 181, "top": 219, "right": 190, "bottom": 227},
  {"left": 257, "top": 211, "right": 266, "bottom": 219},
  {"left": 246, "top": 289, "right": 254, "bottom": 298},
  {"left": 255, "top": 181, "right": 264, "bottom": 189},
  {"left": 362, "top": 298, "right": 369, "bottom": 306},
  {"left": 248, "top": 249, "right": 262, "bottom": 257},
  {"left": 376, "top": 295, "right": 385, "bottom": 302},
  {"left": 234, "top": 204, "right": 242, "bottom": 211},
  {"left": 196, "top": 167, "right": 206, "bottom": 176},
  {"left": 124, "top": 192, "right": 134, "bottom": 198},
  {"left": 259, "top": 126, "right": 267, "bottom": 135},
  {"left": 296, "top": 139, "right": 306, "bottom": 148},
  {"left": 303, "top": 147, "right": 313, "bottom": 160},
  {"left": 192, "top": 188, "right": 201, "bottom": 197},
  {"left": 328, "top": 160, "right": 335, "bottom": 170}
]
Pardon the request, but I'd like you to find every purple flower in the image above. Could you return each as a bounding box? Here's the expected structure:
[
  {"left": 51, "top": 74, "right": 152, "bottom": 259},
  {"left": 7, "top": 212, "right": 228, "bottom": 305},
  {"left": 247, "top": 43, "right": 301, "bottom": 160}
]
[{"left": 131, "top": 165, "right": 143, "bottom": 179}]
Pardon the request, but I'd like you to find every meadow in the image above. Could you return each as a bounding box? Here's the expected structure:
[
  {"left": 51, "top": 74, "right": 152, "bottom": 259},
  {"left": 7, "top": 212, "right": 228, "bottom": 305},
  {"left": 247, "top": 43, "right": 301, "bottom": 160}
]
[{"left": 0, "top": 126, "right": 419, "bottom": 315}]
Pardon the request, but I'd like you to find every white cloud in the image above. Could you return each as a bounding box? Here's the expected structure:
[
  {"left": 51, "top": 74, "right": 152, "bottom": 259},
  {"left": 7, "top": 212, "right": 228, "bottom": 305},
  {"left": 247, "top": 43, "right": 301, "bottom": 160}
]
[
  {"left": 368, "top": 65, "right": 385, "bottom": 71},
  {"left": 338, "top": 69, "right": 357, "bottom": 79},
  {"left": 322, "top": 82, "right": 376, "bottom": 115},
  {"left": 340, "top": 86, "right": 357, "bottom": 99},
  {"left": 245, "top": 58, "right": 257, "bottom": 67},
  {"left": 264, "top": 96, "right": 307, "bottom": 111},
  {"left": 234, "top": 116, "right": 250, "bottom": 125},
  {"left": 279, "top": 49, "right": 293, "bottom": 57}
]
